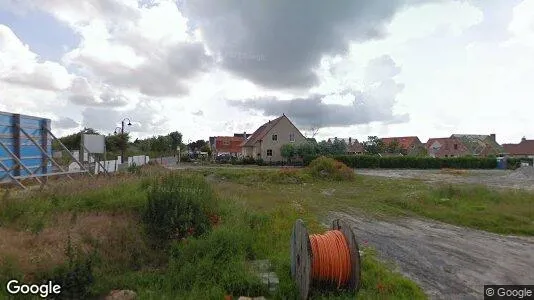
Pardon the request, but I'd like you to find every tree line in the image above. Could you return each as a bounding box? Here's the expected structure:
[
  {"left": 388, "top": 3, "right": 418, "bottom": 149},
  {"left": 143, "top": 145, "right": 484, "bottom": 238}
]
[
  {"left": 53, "top": 128, "right": 210, "bottom": 157},
  {"left": 280, "top": 136, "right": 427, "bottom": 161}
]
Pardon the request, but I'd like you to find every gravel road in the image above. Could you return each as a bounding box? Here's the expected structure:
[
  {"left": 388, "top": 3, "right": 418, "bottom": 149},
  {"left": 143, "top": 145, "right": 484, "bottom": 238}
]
[
  {"left": 355, "top": 168, "right": 534, "bottom": 191},
  {"left": 329, "top": 212, "right": 534, "bottom": 299}
]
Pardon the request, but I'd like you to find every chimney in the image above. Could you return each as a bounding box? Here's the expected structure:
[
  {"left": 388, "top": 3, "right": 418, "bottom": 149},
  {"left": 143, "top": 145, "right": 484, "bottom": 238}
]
[
  {"left": 243, "top": 131, "right": 247, "bottom": 140},
  {"left": 349, "top": 137, "right": 352, "bottom": 145},
  {"left": 490, "top": 133, "right": 496, "bottom": 142},
  {"left": 522, "top": 136, "right": 527, "bottom": 142}
]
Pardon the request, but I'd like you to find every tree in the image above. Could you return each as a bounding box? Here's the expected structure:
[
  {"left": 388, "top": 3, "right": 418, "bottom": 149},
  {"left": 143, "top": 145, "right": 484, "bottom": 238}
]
[
  {"left": 187, "top": 139, "right": 208, "bottom": 152},
  {"left": 385, "top": 139, "right": 403, "bottom": 154},
  {"left": 331, "top": 139, "right": 348, "bottom": 155},
  {"left": 281, "top": 144, "right": 296, "bottom": 161},
  {"left": 363, "top": 136, "right": 384, "bottom": 155},
  {"left": 168, "top": 131, "right": 183, "bottom": 151},
  {"left": 55, "top": 128, "right": 99, "bottom": 150},
  {"left": 295, "top": 141, "right": 319, "bottom": 158},
  {"left": 106, "top": 133, "right": 130, "bottom": 152}
]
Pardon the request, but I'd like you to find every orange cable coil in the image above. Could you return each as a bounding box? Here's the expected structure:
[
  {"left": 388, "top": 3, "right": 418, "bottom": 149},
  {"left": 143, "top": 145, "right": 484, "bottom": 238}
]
[{"left": 309, "top": 230, "right": 351, "bottom": 288}]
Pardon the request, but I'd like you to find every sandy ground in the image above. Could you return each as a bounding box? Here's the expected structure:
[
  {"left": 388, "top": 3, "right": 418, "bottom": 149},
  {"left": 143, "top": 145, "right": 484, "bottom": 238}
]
[
  {"left": 328, "top": 211, "right": 534, "bottom": 300},
  {"left": 355, "top": 169, "right": 534, "bottom": 191}
]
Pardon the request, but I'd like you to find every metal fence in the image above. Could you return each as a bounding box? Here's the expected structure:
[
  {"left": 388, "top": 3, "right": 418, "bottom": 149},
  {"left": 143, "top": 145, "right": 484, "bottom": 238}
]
[{"left": 0, "top": 111, "right": 88, "bottom": 189}]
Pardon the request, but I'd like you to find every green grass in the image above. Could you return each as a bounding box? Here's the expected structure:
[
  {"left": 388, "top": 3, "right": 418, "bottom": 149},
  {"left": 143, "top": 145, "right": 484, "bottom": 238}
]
[
  {"left": 0, "top": 167, "right": 426, "bottom": 299},
  {"left": 198, "top": 167, "right": 534, "bottom": 236}
]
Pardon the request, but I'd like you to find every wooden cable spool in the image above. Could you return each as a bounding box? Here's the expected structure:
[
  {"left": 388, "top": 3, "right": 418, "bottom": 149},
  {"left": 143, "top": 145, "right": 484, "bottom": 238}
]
[{"left": 290, "top": 219, "right": 361, "bottom": 299}]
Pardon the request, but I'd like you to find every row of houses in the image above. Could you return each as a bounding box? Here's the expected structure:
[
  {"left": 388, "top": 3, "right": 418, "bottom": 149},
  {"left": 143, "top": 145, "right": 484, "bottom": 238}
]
[{"left": 209, "top": 114, "right": 534, "bottom": 161}]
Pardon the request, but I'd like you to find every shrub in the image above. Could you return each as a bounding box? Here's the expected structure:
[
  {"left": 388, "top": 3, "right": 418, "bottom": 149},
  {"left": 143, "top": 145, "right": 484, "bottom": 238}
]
[
  {"left": 167, "top": 222, "right": 266, "bottom": 297},
  {"left": 242, "top": 157, "right": 256, "bottom": 165},
  {"left": 127, "top": 163, "right": 142, "bottom": 174},
  {"left": 142, "top": 173, "right": 217, "bottom": 248},
  {"left": 306, "top": 156, "right": 355, "bottom": 181},
  {"left": 40, "top": 235, "right": 94, "bottom": 299}
]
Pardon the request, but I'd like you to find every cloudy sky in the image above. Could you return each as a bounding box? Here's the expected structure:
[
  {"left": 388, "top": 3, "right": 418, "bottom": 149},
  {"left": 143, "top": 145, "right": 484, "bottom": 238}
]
[{"left": 0, "top": 0, "right": 533, "bottom": 144}]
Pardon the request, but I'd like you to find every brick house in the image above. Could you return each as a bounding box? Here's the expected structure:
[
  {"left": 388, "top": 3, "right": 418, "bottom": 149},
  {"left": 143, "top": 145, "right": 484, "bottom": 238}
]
[
  {"left": 241, "top": 114, "right": 306, "bottom": 162},
  {"left": 503, "top": 137, "right": 534, "bottom": 158},
  {"left": 210, "top": 136, "right": 246, "bottom": 157},
  {"left": 450, "top": 134, "right": 504, "bottom": 157},
  {"left": 426, "top": 137, "right": 470, "bottom": 158},
  {"left": 381, "top": 136, "right": 425, "bottom": 156}
]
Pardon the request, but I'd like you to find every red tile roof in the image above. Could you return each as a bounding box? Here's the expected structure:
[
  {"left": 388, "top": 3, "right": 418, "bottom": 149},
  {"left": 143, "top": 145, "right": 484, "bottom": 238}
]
[
  {"left": 426, "top": 137, "right": 469, "bottom": 157},
  {"left": 503, "top": 139, "right": 534, "bottom": 155},
  {"left": 381, "top": 136, "right": 421, "bottom": 149},
  {"left": 241, "top": 115, "right": 285, "bottom": 147},
  {"left": 215, "top": 136, "right": 245, "bottom": 154}
]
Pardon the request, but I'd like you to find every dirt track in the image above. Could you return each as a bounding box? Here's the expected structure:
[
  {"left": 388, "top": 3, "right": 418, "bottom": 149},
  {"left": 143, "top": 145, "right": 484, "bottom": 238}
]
[
  {"left": 329, "top": 211, "right": 534, "bottom": 300},
  {"left": 355, "top": 169, "right": 534, "bottom": 191}
]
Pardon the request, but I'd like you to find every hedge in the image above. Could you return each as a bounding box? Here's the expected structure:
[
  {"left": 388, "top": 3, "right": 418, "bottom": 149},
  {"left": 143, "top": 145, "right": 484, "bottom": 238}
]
[
  {"left": 332, "top": 155, "right": 497, "bottom": 169},
  {"left": 224, "top": 155, "right": 499, "bottom": 169}
]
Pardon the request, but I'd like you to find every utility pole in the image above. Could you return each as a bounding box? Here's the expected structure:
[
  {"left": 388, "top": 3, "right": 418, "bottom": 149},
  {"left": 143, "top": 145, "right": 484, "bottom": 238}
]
[{"left": 115, "top": 118, "right": 132, "bottom": 164}]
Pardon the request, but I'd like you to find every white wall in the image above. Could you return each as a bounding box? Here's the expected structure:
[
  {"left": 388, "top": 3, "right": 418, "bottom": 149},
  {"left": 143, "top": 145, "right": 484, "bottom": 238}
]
[{"left": 69, "top": 155, "right": 150, "bottom": 174}]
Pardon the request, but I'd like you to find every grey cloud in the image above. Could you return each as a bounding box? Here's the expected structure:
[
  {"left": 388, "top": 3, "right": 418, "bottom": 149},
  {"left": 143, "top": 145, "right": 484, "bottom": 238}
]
[
  {"left": 70, "top": 42, "right": 213, "bottom": 97},
  {"left": 192, "top": 110, "right": 204, "bottom": 116},
  {"left": 181, "top": 0, "right": 431, "bottom": 90},
  {"left": 53, "top": 117, "right": 79, "bottom": 129},
  {"left": 67, "top": 77, "right": 129, "bottom": 107},
  {"left": 229, "top": 54, "right": 408, "bottom": 128},
  {"left": 365, "top": 55, "right": 402, "bottom": 83}
]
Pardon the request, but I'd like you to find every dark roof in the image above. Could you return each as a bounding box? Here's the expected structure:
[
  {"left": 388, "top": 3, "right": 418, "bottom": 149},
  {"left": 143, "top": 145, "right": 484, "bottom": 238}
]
[
  {"left": 241, "top": 115, "right": 285, "bottom": 147},
  {"left": 503, "top": 139, "right": 534, "bottom": 155},
  {"left": 451, "top": 134, "right": 504, "bottom": 154}
]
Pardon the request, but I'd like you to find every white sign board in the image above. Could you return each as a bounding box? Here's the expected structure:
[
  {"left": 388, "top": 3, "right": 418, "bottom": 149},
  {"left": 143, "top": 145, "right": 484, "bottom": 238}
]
[{"left": 83, "top": 134, "right": 105, "bottom": 154}]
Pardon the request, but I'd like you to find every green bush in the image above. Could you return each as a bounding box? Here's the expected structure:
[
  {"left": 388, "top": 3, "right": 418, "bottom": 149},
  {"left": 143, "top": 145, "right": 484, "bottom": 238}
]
[
  {"left": 167, "top": 224, "right": 266, "bottom": 297},
  {"left": 306, "top": 156, "right": 355, "bottom": 181},
  {"left": 127, "top": 163, "right": 142, "bottom": 174},
  {"left": 332, "top": 155, "right": 497, "bottom": 169},
  {"left": 40, "top": 235, "right": 95, "bottom": 299},
  {"left": 142, "top": 173, "right": 217, "bottom": 248}
]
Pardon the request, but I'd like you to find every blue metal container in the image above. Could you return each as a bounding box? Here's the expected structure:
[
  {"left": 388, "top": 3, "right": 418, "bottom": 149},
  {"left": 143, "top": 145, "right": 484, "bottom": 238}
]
[{"left": 0, "top": 111, "right": 52, "bottom": 182}]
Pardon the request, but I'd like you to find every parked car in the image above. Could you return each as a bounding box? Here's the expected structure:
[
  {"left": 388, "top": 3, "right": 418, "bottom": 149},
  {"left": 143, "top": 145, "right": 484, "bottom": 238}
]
[{"left": 215, "top": 154, "right": 232, "bottom": 163}]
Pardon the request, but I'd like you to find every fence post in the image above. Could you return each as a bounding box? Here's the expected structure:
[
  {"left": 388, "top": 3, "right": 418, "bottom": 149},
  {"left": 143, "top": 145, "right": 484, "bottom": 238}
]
[
  {"left": 40, "top": 119, "right": 50, "bottom": 182},
  {"left": 12, "top": 114, "right": 21, "bottom": 177}
]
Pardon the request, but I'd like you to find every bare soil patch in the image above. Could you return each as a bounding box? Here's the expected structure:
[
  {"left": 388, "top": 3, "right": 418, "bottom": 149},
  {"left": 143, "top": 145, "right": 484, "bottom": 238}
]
[
  {"left": 330, "top": 211, "right": 534, "bottom": 299},
  {"left": 355, "top": 168, "right": 534, "bottom": 191}
]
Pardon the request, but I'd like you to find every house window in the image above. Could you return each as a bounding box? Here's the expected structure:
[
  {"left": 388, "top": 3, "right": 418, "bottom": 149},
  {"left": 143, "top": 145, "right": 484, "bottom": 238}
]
[
  {"left": 223, "top": 140, "right": 230, "bottom": 146},
  {"left": 267, "top": 149, "right": 273, "bottom": 156},
  {"left": 289, "top": 133, "right": 295, "bottom": 142},
  {"left": 272, "top": 134, "right": 278, "bottom": 141},
  {"left": 454, "top": 144, "right": 458, "bottom": 150}
]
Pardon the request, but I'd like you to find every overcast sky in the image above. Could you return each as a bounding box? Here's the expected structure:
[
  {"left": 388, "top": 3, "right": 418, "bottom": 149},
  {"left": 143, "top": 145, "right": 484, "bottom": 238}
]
[{"left": 0, "top": 0, "right": 532, "bottom": 144}]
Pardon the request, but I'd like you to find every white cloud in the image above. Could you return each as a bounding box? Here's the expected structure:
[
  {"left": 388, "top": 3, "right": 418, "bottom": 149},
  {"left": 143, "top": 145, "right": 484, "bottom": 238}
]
[
  {"left": 0, "top": 25, "right": 72, "bottom": 91},
  {"left": 506, "top": 0, "right": 534, "bottom": 48}
]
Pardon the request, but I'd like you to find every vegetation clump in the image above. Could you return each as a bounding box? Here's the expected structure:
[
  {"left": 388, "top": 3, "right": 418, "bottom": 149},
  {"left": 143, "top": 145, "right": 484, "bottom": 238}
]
[
  {"left": 142, "top": 173, "right": 218, "bottom": 248},
  {"left": 306, "top": 156, "right": 355, "bottom": 181}
]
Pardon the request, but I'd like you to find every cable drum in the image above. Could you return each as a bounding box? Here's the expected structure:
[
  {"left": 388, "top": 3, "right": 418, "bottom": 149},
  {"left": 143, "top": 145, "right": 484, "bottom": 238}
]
[{"left": 290, "top": 219, "right": 361, "bottom": 299}]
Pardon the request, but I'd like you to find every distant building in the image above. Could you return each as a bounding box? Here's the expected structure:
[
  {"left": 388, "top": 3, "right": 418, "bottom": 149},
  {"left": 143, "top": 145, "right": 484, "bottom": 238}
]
[
  {"left": 503, "top": 137, "right": 534, "bottom": 158},
  {"left": 241, "top": 114, "right": 306, "bottom": 162},
  {"left": 212, "top": 136, "right": 246, "bottom": 157},
  {"left": 327, "top": 137, "right": 364, "bottom": 155},
  {"left": 425, "top": 137, "right": 470, "bottom": 158},
  {"left": 381, "top": 136, "right": 425, "bottom": 156},
  {"left": 450, "top": 134, "right": 504, "bottom": 157}
]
